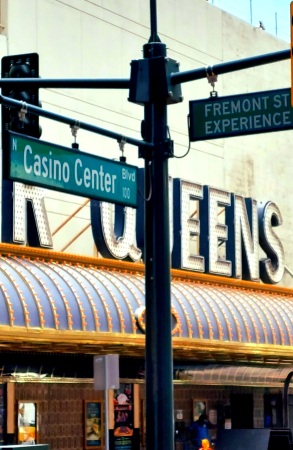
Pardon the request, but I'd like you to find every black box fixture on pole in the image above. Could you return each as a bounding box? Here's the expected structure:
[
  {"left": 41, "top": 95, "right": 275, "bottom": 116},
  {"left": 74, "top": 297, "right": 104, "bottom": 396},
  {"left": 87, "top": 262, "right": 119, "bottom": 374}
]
[
  {"left": 1, "top": 53, "right": 43, "bottom": 247},
  {"left": 1, "top": 52, "right": 42, "bottom": 140},
  {"left": 129, "top": 56, "right": 183, "bottom": 105}
]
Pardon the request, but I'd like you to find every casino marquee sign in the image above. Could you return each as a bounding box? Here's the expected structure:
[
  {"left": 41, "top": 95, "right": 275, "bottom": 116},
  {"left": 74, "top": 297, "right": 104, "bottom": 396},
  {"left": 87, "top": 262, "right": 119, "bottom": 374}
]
[{"left": 6, "top": 169, "right": 284, "bottom": 286}]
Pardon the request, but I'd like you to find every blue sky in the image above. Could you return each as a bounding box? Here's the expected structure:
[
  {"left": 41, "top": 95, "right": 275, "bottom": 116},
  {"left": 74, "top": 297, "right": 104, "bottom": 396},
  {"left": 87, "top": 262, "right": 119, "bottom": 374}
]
[{"left": 210, "top": 0, "right": 291, "bottom": 42}]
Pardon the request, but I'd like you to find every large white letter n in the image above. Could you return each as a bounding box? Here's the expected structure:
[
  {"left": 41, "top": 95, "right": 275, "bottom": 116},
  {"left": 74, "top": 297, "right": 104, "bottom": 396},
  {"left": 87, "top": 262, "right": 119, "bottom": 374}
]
[{"left": 13, "top": 182, "right": 53, "bottom": 248}]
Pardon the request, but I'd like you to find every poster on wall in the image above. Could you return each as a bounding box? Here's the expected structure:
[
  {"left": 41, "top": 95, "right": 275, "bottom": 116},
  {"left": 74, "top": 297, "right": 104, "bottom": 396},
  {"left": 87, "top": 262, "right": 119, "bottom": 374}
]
[
  {"left": 193, "top": 399, "right": 207, "bottom": 421},
  {"left": 84, "top": 401, "right": 102, "bottom": 448},
  {"left": 18, "top": 402, "right": 37, "bottom": 444},
  {"left": 113, "top": 383, "right": 134, "bottom": 450}
]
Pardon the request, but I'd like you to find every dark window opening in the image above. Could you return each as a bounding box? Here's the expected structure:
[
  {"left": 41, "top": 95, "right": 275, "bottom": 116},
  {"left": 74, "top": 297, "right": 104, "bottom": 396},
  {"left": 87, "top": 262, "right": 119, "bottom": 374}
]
[{"left": 230, "top": 394, "right": 253, "bottom": 429}]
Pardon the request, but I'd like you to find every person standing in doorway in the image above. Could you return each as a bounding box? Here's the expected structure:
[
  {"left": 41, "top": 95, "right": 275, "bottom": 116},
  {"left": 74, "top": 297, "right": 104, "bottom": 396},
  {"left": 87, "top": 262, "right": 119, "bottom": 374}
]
[{"left": 190, "top": 414, "right": 212, "bottom": 450}]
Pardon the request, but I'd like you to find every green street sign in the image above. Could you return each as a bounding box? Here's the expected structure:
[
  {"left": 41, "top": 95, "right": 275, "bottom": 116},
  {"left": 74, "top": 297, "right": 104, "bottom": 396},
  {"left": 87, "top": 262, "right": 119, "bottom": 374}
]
[
  {"left": 189, "top": 87, "right": 293, "bottom": 141},
  {"left": 8, "top": 132, "right": 138, "bottom": 207}
]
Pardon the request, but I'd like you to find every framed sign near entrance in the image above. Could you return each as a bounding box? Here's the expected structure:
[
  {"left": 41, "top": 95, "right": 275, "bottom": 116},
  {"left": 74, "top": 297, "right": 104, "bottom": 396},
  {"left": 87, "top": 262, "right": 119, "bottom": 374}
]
[
  {"left": 18, "top": 401, "right": 37, "bottom": 444},
  {"left": 84, "top": 401, "right": 102, "bottom": 448},
  {"left": 193, "top": 400, "right": 207, "bottom": 421}
]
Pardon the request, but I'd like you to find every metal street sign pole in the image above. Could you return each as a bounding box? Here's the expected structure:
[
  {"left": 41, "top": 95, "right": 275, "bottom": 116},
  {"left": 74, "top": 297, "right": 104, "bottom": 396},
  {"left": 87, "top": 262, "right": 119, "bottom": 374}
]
[
  {"left": 140, "top": 2, "right": 173, "bottom": 450},
  {"left": 143, "top": 58, "right": 174, "bottom": 450}
]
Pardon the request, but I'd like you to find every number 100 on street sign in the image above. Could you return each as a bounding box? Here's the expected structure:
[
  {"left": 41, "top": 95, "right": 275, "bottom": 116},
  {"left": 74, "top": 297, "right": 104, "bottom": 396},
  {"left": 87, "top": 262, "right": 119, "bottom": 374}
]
[{"left": 8, "top": 132, "right": 138, "bottom": 207}]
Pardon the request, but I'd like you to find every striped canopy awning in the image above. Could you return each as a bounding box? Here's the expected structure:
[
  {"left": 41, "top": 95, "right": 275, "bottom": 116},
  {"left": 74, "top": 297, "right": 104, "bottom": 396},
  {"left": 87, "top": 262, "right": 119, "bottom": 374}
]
[
  {"left": 0, "top": 244, "right": 293, "bottom": 362},
  {"left": 175, "top": 364, "right": 293, "bottom": 387}
]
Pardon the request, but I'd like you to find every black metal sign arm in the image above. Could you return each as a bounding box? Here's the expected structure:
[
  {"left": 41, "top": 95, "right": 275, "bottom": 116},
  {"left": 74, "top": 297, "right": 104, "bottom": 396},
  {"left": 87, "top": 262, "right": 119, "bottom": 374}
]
[
  {"left": 171, "top": 48, "right": 290, "bottom": 85},
  {"left": 0, "top": 78, "right": 130, "bottom": 89},
  {"left": 0, "top": 49, "right": 289, "bottom": 90},
  {"left": 0, "top": 94, "right": 152, "bottom": 150}
]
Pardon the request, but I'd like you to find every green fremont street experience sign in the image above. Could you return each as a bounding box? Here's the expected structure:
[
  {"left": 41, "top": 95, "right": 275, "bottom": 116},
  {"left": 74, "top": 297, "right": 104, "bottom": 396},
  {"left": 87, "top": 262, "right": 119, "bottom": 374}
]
[
  {"left": 189, "top": 87, "right": 293, "bottom": 141},
  {"left": 8, "top": 132, "right": 138, "bottom": 207}
]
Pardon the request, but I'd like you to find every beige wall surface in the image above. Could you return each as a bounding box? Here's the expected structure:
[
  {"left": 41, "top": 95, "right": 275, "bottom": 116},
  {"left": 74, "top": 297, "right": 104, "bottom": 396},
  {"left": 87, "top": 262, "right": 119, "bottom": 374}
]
[{"left": 0, "top": 0, "right": 292, "bottom": 285}]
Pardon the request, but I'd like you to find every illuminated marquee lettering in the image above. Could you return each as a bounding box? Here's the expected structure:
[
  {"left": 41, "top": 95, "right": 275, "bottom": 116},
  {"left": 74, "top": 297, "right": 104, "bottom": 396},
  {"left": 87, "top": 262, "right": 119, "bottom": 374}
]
[
  {"left": 200, "top": 186, "right": 232, "bottom": 277},
  {"left": 6, "top": 171, "right": 284, "bottom": 284},
  {"left": 258, "top": 201, "right": 285, "bottom": 284},
  {"left": 226, "top": 195, "right": 260, "bottom": 281},
  {"left": 90, "top": 200, "right": 141, "bottom": 261},
  {"left": 13, "top": 182, "right": 53, "bottom": 248},
  {"left": 172, "top": 179, "right": 204, "bottom": 272}
]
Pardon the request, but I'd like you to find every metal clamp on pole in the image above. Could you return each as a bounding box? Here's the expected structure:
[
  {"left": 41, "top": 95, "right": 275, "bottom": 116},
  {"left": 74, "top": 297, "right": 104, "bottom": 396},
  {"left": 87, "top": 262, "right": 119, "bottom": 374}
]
[
  {"left": 206, "top": 65, "right": 218, "bottom": 97},
  {"left": 118, "top": 136, "right": 127, "bottom": 162},
  {"left": 18, "top": 101, "right": 28, "bottom": 127},
  {"left": 70, "top": 120, "right": 80, "bottom": 149}
]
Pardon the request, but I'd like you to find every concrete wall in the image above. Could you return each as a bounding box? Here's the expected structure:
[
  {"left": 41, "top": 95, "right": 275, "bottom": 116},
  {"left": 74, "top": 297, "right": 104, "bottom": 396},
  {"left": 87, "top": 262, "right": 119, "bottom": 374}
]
[{"left": 0, "top": 0, "right": 292, "bottom": 285}]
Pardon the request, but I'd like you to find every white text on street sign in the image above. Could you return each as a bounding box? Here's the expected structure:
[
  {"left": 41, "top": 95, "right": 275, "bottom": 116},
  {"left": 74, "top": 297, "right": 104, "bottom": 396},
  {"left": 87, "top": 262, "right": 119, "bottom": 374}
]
[
  {"left": 8, "top": 132, "right": 138, "bottom": 207},
  {"left": 189, "top": 88, "right": 292, "bottom": 141}
]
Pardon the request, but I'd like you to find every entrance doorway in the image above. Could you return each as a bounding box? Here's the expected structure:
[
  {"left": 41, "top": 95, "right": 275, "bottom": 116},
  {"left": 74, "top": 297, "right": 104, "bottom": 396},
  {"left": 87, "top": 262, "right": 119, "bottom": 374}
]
[
  {"left": 230, "top": 394, "right": 253, "bottom": 428},
  {"left": 264, "top": 393, "right": 283, "bottom": 428}
]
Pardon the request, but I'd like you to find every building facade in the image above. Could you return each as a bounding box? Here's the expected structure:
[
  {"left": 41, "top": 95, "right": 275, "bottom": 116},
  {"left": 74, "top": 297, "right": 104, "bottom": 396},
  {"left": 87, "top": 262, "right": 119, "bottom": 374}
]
[{"left": 0, "top": 1, "right": 292, "bottom": 449}]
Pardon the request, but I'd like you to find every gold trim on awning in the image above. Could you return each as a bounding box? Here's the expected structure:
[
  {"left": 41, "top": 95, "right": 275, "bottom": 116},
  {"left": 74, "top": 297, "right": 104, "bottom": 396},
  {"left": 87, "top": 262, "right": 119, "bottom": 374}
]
[{"left": 0, "top": 244, "right": 293, "bottom": 362}]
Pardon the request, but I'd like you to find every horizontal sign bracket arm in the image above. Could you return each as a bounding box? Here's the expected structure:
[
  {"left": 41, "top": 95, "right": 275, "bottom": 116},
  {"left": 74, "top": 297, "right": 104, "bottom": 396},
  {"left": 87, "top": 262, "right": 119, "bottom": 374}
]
[
  {"left": 171, "top": 49, "right": 290, "bottom": 85},
  {"left": 0, "top": 78, "right": 130, "bottom": 89},
  {"left": 0, "top": 94, "right": 153, "bottom": 150}
]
